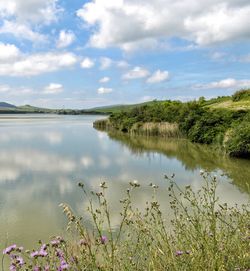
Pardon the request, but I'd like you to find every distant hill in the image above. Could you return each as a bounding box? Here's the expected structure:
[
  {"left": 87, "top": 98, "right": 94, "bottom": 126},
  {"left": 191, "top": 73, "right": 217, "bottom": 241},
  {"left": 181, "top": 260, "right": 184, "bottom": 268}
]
[
  {"left": 88, "top": 101, "right": 156, "bottom": 114},
  {"left": 0, "top": 102, "right": 16, "bottom": 109},
  {"left": 17, "top": 104, "right": 53, "bottom": 113}
]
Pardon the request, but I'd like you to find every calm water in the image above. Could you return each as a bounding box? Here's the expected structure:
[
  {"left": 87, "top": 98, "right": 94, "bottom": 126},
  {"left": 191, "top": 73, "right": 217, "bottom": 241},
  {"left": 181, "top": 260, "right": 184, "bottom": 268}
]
[{"left": 0, "top": 114, "right": 249, "bottom": 251}]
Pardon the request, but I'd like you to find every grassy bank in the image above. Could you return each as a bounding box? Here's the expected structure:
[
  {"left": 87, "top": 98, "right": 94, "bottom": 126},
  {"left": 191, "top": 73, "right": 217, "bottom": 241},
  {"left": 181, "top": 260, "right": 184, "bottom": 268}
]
[
  {"left": 2, "top": 173, "right": 250, "bottom": 270},
  {"left": 94, "top": 90, "right": 250, "bottom": 158}
]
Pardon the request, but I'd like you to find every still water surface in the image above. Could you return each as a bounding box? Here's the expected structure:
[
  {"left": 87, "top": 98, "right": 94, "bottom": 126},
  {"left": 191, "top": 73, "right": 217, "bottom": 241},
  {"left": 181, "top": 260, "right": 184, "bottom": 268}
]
[{"left": 0, "top": 114, "right": 249, "bottom": 251}]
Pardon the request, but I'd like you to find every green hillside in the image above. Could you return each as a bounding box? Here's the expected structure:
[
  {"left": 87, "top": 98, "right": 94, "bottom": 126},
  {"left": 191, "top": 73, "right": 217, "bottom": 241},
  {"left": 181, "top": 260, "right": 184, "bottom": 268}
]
[{"left": 88, "top": 101, "right": 156, "bottom": 114}]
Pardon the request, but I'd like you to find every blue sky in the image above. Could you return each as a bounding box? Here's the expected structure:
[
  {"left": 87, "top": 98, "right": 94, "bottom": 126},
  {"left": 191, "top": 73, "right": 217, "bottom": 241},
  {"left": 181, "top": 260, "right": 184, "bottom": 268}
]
[{"left": 0, "top": 0, "right": 250, "bottom": 109}]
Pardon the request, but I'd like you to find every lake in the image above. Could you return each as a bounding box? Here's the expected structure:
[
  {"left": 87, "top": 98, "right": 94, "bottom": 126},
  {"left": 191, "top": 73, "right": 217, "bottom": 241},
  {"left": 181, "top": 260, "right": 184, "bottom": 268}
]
[{"left": 0, "top": 114, "right": 249, "bottom": 252}]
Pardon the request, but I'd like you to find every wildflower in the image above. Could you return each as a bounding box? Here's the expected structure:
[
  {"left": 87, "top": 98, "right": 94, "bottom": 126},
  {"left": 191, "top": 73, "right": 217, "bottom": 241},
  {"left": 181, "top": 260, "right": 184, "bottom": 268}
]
[
  {"left": 51, "top": 236, "right": 64, "bottom": 247},
  {"left": 175, "top": 250, "right": 184, "bottom": 256},
  {"left": 59, "top": 259, "right": 69, "bottom": 270},
  {"left": 39, "top": 244, "right": 48, "bottom": 257},
  {"left": 3, "top": 244, "right": 17, "bottom": 255},
  {"left": 16, "top": 256, "right": 25, "bottom": 266},
  {"left": 30, "top": 251, "right": 40, "bottom": 258},
  {"left": 56, "top": 249, "right": 64, "bottom": 260},
  {"left": 51, "top": 239, "right": 60, "bottom": 246},
  {"left": 100, "top": 236, "right": 108, "bottom": 244},
  {"left": 10, "top": 264, "right": 17, "bottom": 271}
]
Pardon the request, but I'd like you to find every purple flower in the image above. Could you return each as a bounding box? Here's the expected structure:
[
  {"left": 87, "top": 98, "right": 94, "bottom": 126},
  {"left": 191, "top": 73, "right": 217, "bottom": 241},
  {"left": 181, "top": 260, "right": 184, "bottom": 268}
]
[
  {"left": 10, "top": 264, "right": 17, "bottom": 271},
  {"left": 3, "top": 244, "right": 17, "bottom": 255},
  {"left": 51, "top": 239, "right": 60, "bottom": 246},
  {"left": 33, "top": 266, "right": 41, "bottom": 271},
  {"left": 30, "top": 244, "right": 48, "bottom": 258},
  {"left": 39, "top": 244, "right": 48, "bottom": 257},
  {"left": 51, "top": 236, "right": 64, "bottom": 247},
  {"left": 16, "top": 256, "right": 25, "bottom": 266},
  {"left": 100, "top": 236, "right": 108, "bottom": 244},
  {"left": 175, "top": 250, "right": 184, "bottom": 256},
  {"left": 30, "top": 251, "right": 40, "bottom": 258},
  {"left": 58, "top": 259, "right": 69, "bottom": 270},
  {"left": 56, "top": 249, "right": 64, "bottom": 260},
  {"left": 39, "top": 250, "right": 48, "bottom": 257}
]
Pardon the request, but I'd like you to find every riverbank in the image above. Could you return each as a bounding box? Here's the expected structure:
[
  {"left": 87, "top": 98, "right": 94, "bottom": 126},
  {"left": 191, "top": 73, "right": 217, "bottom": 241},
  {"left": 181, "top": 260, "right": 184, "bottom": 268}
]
[{"left": 94, "top": 90, "right": 250, "bottom": 158}]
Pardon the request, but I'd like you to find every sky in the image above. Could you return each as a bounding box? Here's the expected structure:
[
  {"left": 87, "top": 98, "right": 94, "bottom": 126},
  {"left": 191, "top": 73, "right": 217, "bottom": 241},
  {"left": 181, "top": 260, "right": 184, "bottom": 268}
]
[{"left": 0, "top": 0, "right": 250, "bottom": 109}]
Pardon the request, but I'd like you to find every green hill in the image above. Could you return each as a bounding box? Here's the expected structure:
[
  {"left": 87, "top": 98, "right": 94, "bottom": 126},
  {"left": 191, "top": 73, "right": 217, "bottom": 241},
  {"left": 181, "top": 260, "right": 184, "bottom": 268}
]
[{"left": 0, "top": 102, "right": 17, "bottom": 110}]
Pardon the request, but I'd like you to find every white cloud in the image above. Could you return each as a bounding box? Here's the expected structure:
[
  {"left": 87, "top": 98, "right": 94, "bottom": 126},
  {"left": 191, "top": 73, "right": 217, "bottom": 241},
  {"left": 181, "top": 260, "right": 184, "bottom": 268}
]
[
  {"left": 123, "top": 66, "right": 150, "bottom": 80},
  {"left": 0, "top": 49, "right": 78, "bottom": 77},
  {"left": 99, "top": 77, "right": 110, "bottom": 83},
  {"left": 195, "top": 78, "right": 250, "bottom": 89},
  {"left": 0, "top": 0, "right": 61, "bottom": 24},
  {"left": 0, "top": 42, "right": 20, "bottom": 61},
  {"left": 99, "top": 57, "right": 129, "bottom": 69},
  {"left": 100, "top": 57, "right": 112, "bottom": 70},
  {"left": 147, "top": 70, "right": 170, "bottom": 83},
  {"left": 80, "top": 57, "right": 95, "bottom": 69},
  {"left": 57, "top": 30, "right": 75, "bottom": 48},
  {"left": 97, "top": 87, "right": 113, "bottom": 94},
  {"left": 77, "top": 0, "right": 250, "bottom": 50},
  {"left": 0, "top": 20, "right": 47, "bottom": 43},
  {"left": 43, "top": 83, "right": 63, "bottom": 94}
]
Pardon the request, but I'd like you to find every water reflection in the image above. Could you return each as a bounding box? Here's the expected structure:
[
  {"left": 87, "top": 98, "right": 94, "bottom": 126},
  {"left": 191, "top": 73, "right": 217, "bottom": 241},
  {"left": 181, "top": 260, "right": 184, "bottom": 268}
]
[
  {"left": 105, "top": 132, "right": 250, "bottom": 193},
  {"left": 0, "top": 115, "right": 249, "bottom": 255}
]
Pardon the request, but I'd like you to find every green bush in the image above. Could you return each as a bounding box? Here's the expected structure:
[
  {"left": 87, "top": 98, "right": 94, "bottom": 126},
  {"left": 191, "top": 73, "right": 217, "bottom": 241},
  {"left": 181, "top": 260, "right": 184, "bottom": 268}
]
[
  {"left": 225, "top": 120, "right": 250, "bottom": 158},
  {"left": 232, "top": 89, "right": 250, "bottom": 102}
]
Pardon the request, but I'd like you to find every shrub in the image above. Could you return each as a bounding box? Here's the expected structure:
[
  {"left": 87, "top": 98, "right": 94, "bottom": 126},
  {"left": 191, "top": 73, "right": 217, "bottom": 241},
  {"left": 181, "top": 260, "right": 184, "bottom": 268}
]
[
  {"left": 232, "top": 89, "right": 250, "bottom": 102},
  {"left": 225, "top": 120, "right": 250, "bottom": 158}
]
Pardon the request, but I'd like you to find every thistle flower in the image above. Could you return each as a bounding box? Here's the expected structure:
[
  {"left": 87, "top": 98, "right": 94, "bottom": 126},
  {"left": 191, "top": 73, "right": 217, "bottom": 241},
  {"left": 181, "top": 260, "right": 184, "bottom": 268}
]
[
  {"left": 51, "top": 236, "right": 64, "bottom": 247},
  {"left": 175, "top": 250, "right": 184, "bottom": 256},
  {"left": 59, "top": 259, "right": 69, "bottom": 270},
  {"left": 100, "top": 236, "right": 108, "bottom": 244},
  {"left": 30, "top": 251, "right": 40, "bottom": 258},
  {"left": 3, "top": 244, "right": 17, "bottom": 255}
]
